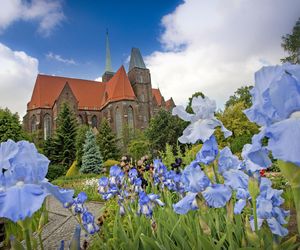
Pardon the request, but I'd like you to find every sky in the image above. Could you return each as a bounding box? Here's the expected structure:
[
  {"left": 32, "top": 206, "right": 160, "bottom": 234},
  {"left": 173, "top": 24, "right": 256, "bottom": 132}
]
[{"left": 0, "top": 0, "right": 299, "bottom": 118}]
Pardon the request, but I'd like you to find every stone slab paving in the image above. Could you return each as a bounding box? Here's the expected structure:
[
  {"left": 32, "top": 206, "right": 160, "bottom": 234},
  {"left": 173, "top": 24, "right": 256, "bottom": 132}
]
[{"left": 41, "top": 196, "right": 104, "bottom": 250}]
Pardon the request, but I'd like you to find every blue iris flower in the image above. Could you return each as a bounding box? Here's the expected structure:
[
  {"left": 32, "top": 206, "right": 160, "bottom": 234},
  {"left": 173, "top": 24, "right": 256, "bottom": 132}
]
[
  {"left": 71, "top": 192, "right": 87, "bottom": 215},
  {"left": 234, "top": 188, "right": 250, "bottom": 214},
  {"left": 138, "top": 191, "right": 164, "bottom": 217},
  {"left": 181, "top": 161, "right": 210, "bottom": 193},
  {"left": 153, "top": 159, "right": 167, "bottom": 186},
  {"left": 172, "top": 96, "right": 232, "bottom": 143},
  {"left": 249, "top": 177, "right": 289, "bottom": 236},
  {"left": 244, "top": 64, "right": 300, "bottom": 166},
  {"left": 218, "top": 147, "right": 241, "bottom": 174},
  {"left": 173, "top": 193, "right": 198, "bottom": 214},
  {"left": 196, "top": 135, "right": 218, "bottom": 165},
  {"left": 0, "top": 140, "right": 74, "bottom": 222},
  {"left": 81, "top": 211, "right": 99, "bottom": 235}
]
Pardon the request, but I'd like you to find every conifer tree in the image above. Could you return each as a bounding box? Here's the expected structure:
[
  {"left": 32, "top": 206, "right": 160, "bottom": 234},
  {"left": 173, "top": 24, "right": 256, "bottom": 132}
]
[
  {"left": 81, "top": 129, "right": 103, "bottom": 174},
  {"left": 0, "top": 108, "right": 27, "bottom": 142},
  {"left": 97, "top": 118, "right": 120, "bottom": 161},
  {"left": 75, "top": 125, "right": 89, "bottom": 167},
  {"left": 43, "top": 136, "right": 57, "bottom": 162},
  {"left": 53, "top": 103, "right": 77, "bottom": 167}
]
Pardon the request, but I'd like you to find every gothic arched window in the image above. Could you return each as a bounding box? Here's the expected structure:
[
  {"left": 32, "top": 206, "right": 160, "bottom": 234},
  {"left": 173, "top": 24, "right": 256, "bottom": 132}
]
[
  {"left": 31, "top": 115, "right": 37, "bottom": 132},
  {"left": 128, "top": 106, "right": 134, "bottom": 130},
  {"left": 91, "top": 115, "right": 98, "bottom": 128},
  {"left": 43, "top": 114, "right": 51, "bottom": 140},
  {"left": 115, "top": 107, "right": 122, "bottom": 138}
]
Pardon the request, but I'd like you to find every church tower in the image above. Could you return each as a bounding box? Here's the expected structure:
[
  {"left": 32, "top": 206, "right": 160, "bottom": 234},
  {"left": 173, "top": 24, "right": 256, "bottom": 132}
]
[
  {"left": 102, "top": 30, "right": 115, "bottom": 82},
  {"left": 128, "top": 48, "right": 153, "bottom": 129}
]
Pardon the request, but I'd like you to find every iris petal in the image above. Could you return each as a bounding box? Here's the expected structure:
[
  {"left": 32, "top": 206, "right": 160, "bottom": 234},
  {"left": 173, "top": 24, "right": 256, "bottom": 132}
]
[{"left": 202, "top": 184, "right": 232, "bottom": 208}]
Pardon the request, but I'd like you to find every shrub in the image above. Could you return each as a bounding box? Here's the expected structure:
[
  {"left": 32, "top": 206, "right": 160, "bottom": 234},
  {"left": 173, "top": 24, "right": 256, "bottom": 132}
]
[
  {"left": 102, "top": 160, "right": 120, "bottom": 168},
  {"left": 46, "top": 164, "right": 65, "bottom": 181},
  {"left": 66, "top": 160, "right": 79, "bottom": 177}
]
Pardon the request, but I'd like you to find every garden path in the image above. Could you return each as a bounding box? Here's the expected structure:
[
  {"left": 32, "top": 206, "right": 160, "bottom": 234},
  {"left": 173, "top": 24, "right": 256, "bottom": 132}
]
[{"left": 41, "top": 196, "right": 104, "bottom": 250}]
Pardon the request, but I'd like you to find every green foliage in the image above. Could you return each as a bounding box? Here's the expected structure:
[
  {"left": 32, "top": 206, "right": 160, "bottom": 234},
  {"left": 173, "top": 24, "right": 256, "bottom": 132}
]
[
  {"left": 102, "top": 159, "right": 120, "bottom": 168},
  {"left": 52, "top": 103, "right": 78, "bottom": 167},
  {"left": 128, "top": 130, "right": 150, "bottom": 161},
  {"left": 97, "top": 118, "right": 120, "bottom": 161},
  {"left": 0, "top": 108, "right": 27, "bottom": 143},
  {"left": 182, "top": 144, "right": 202, "bottom": 165},
  {"left": 146, "top": 109, "right": 186, "bottom": 153},
  {"left": 3, "top": 203, "right": 48, "bottom": 247},
  {"left": 81, "top": 129, "right": 103, "bottom": 174},
  {"left": 186, "top": 91, "right": 205, "bottom": 114},
  {"left": 161, "top": 143, "right": 175, "bottom": 167},
  {"left": 75, "top": 125, "right": 89, "bottom": 167},
  {"left": 225, "top": 86, "right": 253, "bottom": 109},
  {"left": 281, "top": 17, "right": 300, "bottom": 64},
  {"left": 43, "top": 136, "right": 56, "bottom": 162},
  {"left": 46, "top": 164, "right": 65, "bottom": 181},
  {"left": 216, "top": 102, "right": 259, "bottom": 153},
  {"left": 90, "top": 189, "right": 298, "bottom": 250},
  {"left": 66, "top": 160, "right": 79, "bottom": 177}
]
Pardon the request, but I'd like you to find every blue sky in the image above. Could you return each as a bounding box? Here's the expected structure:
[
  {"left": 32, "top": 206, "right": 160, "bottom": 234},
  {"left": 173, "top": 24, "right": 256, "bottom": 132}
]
[
  {"left": 1, "top": 0, "right": 182, "bottom": 80},
  {"left": 0, "top": 0, "right": 299, "bottom": 117}
]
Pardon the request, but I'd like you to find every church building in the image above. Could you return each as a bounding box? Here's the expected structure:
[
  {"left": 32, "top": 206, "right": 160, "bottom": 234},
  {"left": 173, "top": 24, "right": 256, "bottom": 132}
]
[{"left": 23, "top": 33, "right": 175, "bottom": 140}]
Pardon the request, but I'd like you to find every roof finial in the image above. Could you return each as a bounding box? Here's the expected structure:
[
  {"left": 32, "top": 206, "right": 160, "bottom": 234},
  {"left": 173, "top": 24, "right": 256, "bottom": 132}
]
[{"left": 105, "top": 29, "right": 113, "bottom": 72}]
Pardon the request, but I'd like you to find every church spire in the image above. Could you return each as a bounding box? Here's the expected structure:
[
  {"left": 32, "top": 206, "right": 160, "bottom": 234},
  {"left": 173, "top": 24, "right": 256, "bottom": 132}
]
[
  {"left": 128, "top": 47, "right": 146, "bottom": 72},
  {"left": 102, "top": 30, "right": 114, "bottom": 82},
  {"left": 105, "top": 29, "right": 113, "bottom": 72}
]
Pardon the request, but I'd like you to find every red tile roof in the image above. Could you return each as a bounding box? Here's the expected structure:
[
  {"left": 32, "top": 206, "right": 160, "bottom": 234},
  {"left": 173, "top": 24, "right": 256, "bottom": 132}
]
[
  {"left": 28, "top": 66, "right": 136, "bottom": 111},
  {"left": 152, "top": 88, "right": 164, "bottom": 106},
  {"left": 101, "top": 66, "right": 136, "bottom": 107},
  {"left": 165, "top": 98, "right": 175, "bottom": 110}
]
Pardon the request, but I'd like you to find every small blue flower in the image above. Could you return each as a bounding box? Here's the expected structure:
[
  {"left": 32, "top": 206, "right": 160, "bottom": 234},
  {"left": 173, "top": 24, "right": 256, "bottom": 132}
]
[
  {"left": 172, "top": 96, "right": 232, "bottom": 143},
  {"left": 81, "top": 211, "right": 99, "bottom": 235},
  {"left": 137, "top": 191, "right": 164, "bottom": 217},
  {"left": 249, "top": 177, "right": 289, "bottom": 236},
  {"left": 173, "top": 193, "right": 198, "bottom": 214},
  {"left": 71, "top": 192, "right": 87, "bottom": 215},
  {"left": 153, "top": 159, "right": 167, "bottom": 186},
  {"left": 181, "top": 161, "right": 210, "bottom": 193},
  {"left": 196, "top": 135, "right": 218, "bottom": 165}
]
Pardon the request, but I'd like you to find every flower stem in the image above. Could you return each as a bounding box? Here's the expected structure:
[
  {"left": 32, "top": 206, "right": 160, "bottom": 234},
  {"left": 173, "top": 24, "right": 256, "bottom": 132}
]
[
  {"left": 292, "top": 185, "right": 300, "bottom": 235},
  {"left": 212, "top": 161, "right": 220, "bottom": 183},
  {"left": 252, "top": 200, "right": 258, "bottom": 234}
]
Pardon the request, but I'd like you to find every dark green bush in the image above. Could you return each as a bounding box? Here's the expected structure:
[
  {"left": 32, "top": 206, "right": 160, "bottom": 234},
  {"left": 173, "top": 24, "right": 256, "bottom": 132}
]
[{"left": 46, "top": 164, "right": 66, "bottom": 181}]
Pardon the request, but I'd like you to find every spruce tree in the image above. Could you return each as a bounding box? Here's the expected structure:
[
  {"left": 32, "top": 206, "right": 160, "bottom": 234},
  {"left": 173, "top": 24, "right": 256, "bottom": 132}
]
[
  {"left": 97, "top": 118, "right": 120, "bottom": 161},
  {"left": 53, "top": 103, "right": 77, "bottom": 167},
  {"left": 81, "top": 129, "right": 103, "bottom": 174}
]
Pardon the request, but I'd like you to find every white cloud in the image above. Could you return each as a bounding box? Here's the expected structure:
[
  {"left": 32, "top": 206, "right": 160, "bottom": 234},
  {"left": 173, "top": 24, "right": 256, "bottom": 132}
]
[
  {"left": 46, "top": 52, "right": 77, "bottom": 65},
  {"left": 0, "top": 0, "right": 64, "bottom": 36},
  {"left": 146, "top": 0, "right": 300, "bottom": 108},
  {"left": 95, "top": 76, "right": 102, "bottom": 82},
  {"left": 0, "top": 43, "right": 38, "bottom": 118}
]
